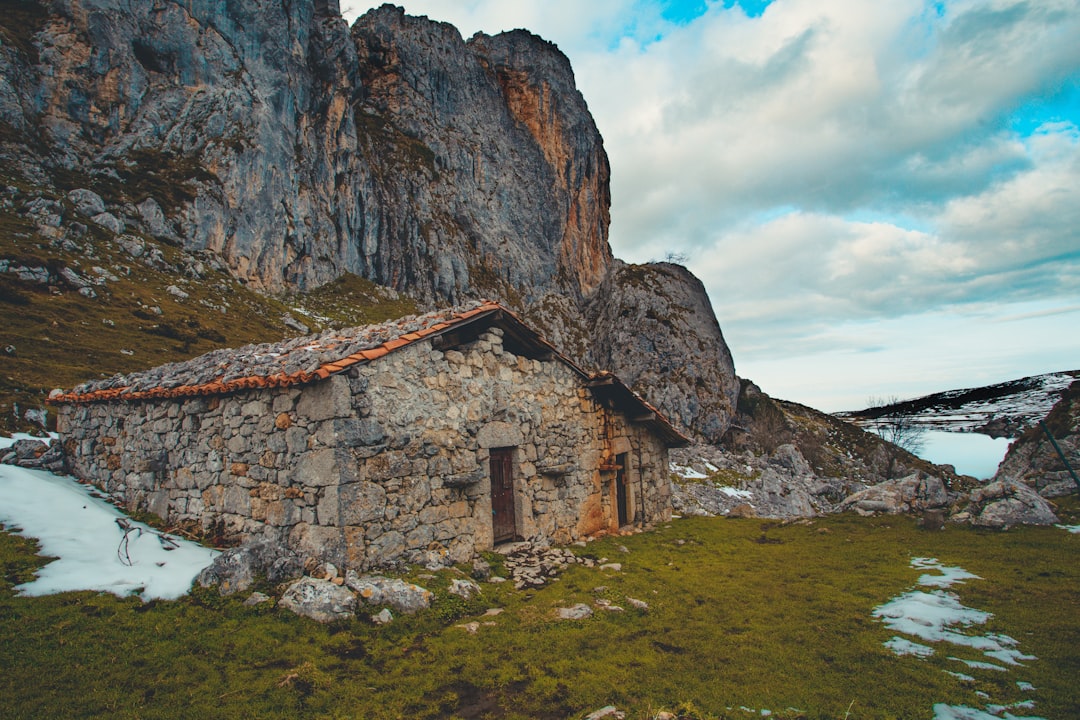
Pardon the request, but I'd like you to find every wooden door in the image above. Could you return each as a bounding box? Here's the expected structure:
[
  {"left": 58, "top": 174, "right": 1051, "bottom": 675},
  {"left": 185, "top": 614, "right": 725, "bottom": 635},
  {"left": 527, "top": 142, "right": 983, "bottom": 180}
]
[
  {"left": 615, "top": 452, "right": 629, "bottom": 527},
  {"left": 490, "top": 448, "right": 516, "bottom": 543}
]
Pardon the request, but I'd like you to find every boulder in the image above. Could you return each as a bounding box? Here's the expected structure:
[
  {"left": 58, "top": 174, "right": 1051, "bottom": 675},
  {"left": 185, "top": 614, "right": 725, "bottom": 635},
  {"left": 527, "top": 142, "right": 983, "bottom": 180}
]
[
  {"left": 279, "top": 577, "right": 356, "bottom": 623},
  {"left": 839, "top": 472, "right": 949, "bottom": 515},
  {"left": 7, "top": 438, "right": 48, "bottom": 461},
  {"left": 345, "top": 573, "right": 433, "bottom": 614},
  {"left": 67, "top": 188, "right": 106, "bottom": 217},
  {"left": 197, "top": 539, "right": 303, "bottom": 595},
  {"left": 966, "top": 480, "right": 1059, "bottom": 529},
  {"left": 1, "top": 439, "right": 67, "bottom": 474}
]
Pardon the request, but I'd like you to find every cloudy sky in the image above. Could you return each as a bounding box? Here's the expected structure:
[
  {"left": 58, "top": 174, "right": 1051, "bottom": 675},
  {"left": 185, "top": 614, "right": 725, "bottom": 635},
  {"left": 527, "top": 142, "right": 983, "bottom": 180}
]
[{"left": 343, "top": 1, "right": 1080, "bottom": 411}]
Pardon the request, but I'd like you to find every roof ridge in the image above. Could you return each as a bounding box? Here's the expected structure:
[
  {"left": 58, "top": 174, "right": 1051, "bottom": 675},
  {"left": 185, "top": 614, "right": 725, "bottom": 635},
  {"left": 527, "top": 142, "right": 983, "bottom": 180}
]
[{"left": 51, "top": 300, "right": 505, "bottom": 404}]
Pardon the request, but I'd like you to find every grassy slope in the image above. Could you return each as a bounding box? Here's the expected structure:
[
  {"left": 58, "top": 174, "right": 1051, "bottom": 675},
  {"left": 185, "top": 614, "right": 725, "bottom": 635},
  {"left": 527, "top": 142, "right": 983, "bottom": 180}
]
[
  {"left": 0, "top": 183, "right": 417, "bottom": 433},
  {"left": 2, "top": 502, "right": 1078, "bottom": 720}
]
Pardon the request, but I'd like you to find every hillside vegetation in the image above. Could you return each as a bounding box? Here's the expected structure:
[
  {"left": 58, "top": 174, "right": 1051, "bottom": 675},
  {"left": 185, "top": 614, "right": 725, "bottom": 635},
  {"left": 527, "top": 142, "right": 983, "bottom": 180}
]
[{"left": 0, "top": 179, "right": 416, "bottom": 433}]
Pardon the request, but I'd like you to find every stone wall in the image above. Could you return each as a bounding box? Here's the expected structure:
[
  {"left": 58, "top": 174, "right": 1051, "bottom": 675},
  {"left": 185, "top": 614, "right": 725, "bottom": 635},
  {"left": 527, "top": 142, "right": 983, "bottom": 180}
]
[{"left": 57, "top": 328, "right": 672, "bottom": 571}]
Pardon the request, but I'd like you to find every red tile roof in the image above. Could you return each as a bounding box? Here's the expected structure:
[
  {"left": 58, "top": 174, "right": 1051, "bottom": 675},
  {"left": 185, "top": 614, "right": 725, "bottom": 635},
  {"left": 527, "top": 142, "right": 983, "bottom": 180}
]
[
  {"left": 49, "top": 299, "right": 690, "bottom": 446},
  {"left": 50, "top": 301, "right": 505, "bottom": 404}
]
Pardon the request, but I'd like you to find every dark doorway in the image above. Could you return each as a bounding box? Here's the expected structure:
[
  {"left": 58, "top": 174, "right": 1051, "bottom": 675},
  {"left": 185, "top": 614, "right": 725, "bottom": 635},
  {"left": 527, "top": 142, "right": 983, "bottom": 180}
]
[
  {"left": 615, "top": 452, "right": 629, "bottom": 527},
  {"left": 490, "top": 448, "right": 517, "bottom": 543}
]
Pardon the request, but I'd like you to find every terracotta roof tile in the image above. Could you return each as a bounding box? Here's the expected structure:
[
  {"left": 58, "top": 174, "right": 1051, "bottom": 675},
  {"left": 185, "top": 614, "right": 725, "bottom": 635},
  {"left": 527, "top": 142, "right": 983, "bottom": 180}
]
[
  {"left": 51, "top": 300, "right": 504, "bottom": 404},
  {"left": 46, "top": 298, "right": 691, "bottom": 445}
]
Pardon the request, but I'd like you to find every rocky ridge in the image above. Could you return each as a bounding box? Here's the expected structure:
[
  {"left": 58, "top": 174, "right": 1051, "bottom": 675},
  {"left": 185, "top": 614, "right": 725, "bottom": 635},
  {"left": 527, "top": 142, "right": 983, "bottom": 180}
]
[{"left": 839, "top": 371, "right": 1080, "bottom": 437}]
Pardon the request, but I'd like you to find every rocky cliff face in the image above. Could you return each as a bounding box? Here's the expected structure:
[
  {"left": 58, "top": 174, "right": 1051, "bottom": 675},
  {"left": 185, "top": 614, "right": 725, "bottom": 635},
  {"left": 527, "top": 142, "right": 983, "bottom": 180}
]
[
  {"left": 584, "top": 262, "right": 740, "bottom": 442},
  {"left": 0, "top": 1, "right": 609, "bottom": 301},
  {"left": 994, "top": 380, "right": 1080, "bottom": 497},
  {"left": 0, "top": 0, "right": 732, "bottom": 441}
]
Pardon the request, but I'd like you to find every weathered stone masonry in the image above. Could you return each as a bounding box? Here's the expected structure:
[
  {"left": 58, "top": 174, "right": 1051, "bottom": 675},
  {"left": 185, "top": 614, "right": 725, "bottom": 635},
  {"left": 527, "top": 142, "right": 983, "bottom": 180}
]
[{"left": 56, "top": 304, "right": 684, "bottom": 572}]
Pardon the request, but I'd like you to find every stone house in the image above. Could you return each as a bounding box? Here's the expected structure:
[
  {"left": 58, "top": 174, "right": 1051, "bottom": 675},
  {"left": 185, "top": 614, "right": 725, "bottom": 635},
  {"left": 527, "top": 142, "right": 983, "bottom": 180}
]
[{"left": 52, "top": 301, "right": 688, "bottom": 571}]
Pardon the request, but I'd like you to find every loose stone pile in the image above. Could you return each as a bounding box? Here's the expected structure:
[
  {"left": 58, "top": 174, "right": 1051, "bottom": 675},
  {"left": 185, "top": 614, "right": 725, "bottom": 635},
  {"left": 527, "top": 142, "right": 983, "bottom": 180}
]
[{"left": 496, "top": 541, "right": 612, "bottom": 590}]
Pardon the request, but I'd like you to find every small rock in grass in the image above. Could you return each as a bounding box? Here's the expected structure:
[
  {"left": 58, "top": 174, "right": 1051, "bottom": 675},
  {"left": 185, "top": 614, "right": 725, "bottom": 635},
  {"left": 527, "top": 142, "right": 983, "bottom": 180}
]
[
  {"left": 448, "top": 578, "right": 482, "bottom": 600},
  {"left": 557, "top": 604, "right": 593, "bottom": 620},
  {"left": 371, "top": 608, "right": 393, "bottom": 625},
  {"left": 627, "top": 597, "right": 649, "bottom": 611},
  {"left": 456, "top": 622, "right": 480, "bottom": 634},
  {"left": 584, "top": 706, "right": 625, "bottom": 720},
  {"left": 243, "top": 592, "right": 271, "bottom": 606},
  {"left": 599, "top": 563, "right": 622, "bottom": 572},
  {"left": 471, "top": 558, "right": 492, "bottom": 581}
]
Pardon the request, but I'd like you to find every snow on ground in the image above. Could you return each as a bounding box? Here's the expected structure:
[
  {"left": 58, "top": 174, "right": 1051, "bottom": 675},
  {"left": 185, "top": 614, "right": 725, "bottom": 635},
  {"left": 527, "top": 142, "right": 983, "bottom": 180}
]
[
  {"left": 874, "top": 557, "right": 1045, "bottom": 720},
  {"left": 1056, "top": 524, "right": 1080, "bottom": 534},
  {"left": 933, "top": 703, "right": 1045, "bottom": 720},
  {"left": 671, "top": 463, "right": 708, "bottom": 479},
  {"left": 884, "top": 636, "right": 935, "bottom": 658},
  {"left": 670, "top": 462, "right": 753, "bottom": 500},
  {"left": 0, "top": 438, "right": 218, "bottom": 601}
]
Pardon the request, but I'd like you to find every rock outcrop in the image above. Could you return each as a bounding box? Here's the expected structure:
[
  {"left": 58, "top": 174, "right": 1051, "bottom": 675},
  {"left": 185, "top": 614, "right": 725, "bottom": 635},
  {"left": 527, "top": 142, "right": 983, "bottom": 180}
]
[
  {"left": 963, "top": 480, "right": 1059, "bottom": 529},
  {"left": 671, "top": 443, "right": 868, "bottom": 519},
  {"left": 584, "top": 262, "right": 740, "bottom": 443},
  {"left": 1, "top": 0, "right": 738, "bottom": 442},
  {"left": 838, "top": 473, "right": 951, "bottom": 516},
  {"left": 993, "top": 381, "right": 1080, "bottom": 497},
  {"left": 0, "top": 437, "right": 67, "bottom": 474}
]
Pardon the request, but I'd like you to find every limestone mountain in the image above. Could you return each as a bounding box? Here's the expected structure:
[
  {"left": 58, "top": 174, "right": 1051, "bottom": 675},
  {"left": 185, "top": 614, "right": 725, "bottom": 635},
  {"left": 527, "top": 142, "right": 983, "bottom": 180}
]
[{"left": 0, "top": 0, "right": 737, "bottom": 440}]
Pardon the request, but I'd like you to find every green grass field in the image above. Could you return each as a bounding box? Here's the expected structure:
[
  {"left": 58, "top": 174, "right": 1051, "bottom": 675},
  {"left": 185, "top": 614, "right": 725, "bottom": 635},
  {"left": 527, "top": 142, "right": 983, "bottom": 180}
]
[{"left": 2, "top": 505, "right": 1078, "bottom": 720}]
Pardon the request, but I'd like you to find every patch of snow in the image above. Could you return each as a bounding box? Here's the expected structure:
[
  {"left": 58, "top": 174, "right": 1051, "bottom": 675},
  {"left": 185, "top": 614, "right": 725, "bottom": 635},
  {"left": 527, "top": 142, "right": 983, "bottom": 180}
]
[
  {"left": 948, "top": 657, "right": 1007, "bottom": 672},
  {"left": 290, "top": 305, "right": 332, "bottom": 325},
  {"left": 1016, "top": 682, "right": 1036, "bottom": 692},
  {"left": 670, "top": 463, "right": 707, "bottom": 479},
  {"left": 719, "top": 486, "right": 753, "bottom": 499},
  {"left": 933, "top": 704, "right": 1045, "bottom": 720},
  {"left": 1055, "top": 524, "right": 1080, "bottom": 534},
  {"left": 987, "top": 700, "right": 1037, "bottom": 713},
  {"left": 877, "top": 558, "right": 1046, "bottom": 720},
  {"left": 873, "top": 589, "right": 993, "bottom": 647},
  {"left": 944, "top": 671, "right": 975, "bottom": 682},
  {"left": 0, "top": 464, "right": 218, "bottom": 601},
  {"left": 912, "top": 557, "right": 982, "bottom": 588},
  {"left": 884, "top": 636, "right": 935, "bottom": 657}
]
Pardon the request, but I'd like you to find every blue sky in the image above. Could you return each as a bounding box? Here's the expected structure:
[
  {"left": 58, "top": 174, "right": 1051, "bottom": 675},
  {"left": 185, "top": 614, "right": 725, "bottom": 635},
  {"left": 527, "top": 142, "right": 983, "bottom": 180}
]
[{"left": 343, "top": 1, "right": 1080, "bottom": 411}]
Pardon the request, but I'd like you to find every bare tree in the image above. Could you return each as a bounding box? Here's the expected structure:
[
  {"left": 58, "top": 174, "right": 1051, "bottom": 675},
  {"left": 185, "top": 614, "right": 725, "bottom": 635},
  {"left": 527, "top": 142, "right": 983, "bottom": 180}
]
[{"left": 866, "top": 395, "right": 926, "bottom": 455}]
